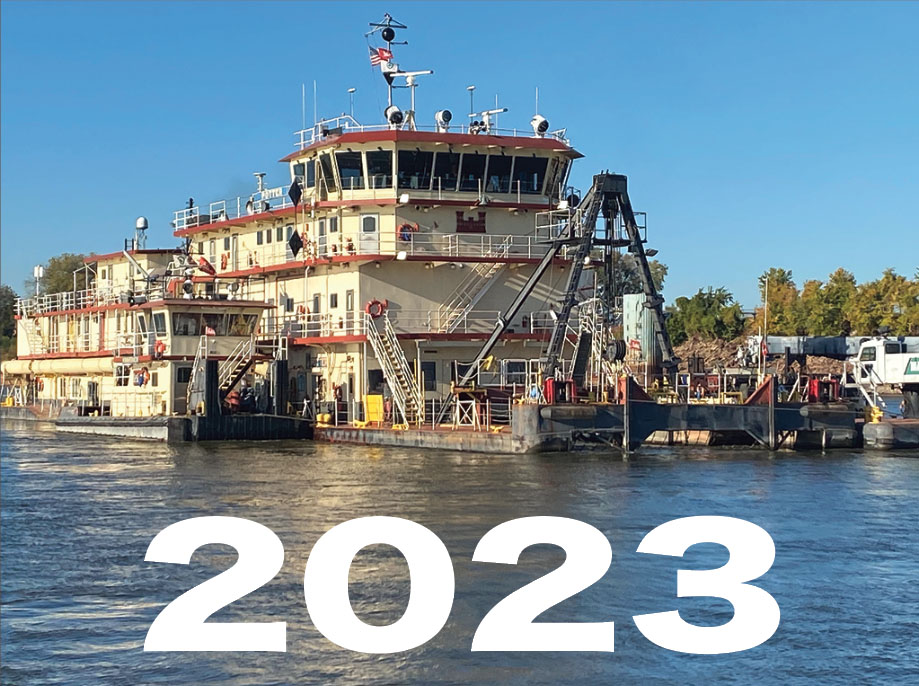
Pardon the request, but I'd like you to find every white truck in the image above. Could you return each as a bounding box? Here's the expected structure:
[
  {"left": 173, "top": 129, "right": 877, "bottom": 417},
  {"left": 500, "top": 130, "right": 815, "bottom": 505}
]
[{"left": 849, "top": 337, "right": 919, "bottom": 417}]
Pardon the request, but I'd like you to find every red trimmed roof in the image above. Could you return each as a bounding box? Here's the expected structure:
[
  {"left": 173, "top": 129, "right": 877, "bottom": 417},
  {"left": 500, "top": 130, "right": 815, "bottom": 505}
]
[
  {"left": 280, "top": 129, "right": 582, "bottom": 162},
  {"left": 85, "top": 249, "right": 180, "bottom": 264}
]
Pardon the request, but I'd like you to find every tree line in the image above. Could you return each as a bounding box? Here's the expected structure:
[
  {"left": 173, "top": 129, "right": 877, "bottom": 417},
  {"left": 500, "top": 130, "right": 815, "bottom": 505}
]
[{"left": 666, "top": 267, "right": 919, "bottom": 345}]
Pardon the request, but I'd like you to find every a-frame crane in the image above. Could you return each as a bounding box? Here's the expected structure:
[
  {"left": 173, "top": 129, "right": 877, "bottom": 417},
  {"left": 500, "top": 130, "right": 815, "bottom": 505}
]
[{"left": 455, "top": 172, "right": 678, "bottom": 394}]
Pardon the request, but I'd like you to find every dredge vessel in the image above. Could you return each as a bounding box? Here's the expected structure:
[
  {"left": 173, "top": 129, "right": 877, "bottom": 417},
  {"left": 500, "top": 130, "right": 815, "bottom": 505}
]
[{"left": 5, "top": 14, "right": 912, "bottom": 450}]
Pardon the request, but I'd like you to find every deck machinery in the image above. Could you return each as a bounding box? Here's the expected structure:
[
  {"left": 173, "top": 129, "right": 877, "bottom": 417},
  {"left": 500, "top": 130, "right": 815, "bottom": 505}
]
[{"left": 454, "top": 172, "right": 678, "bottom": 404}]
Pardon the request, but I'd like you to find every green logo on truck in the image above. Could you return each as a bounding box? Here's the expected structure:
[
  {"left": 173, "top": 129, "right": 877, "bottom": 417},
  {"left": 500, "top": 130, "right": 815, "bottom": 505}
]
[{"left": 906, "top": 357, "right": 919, "bottom": 375}]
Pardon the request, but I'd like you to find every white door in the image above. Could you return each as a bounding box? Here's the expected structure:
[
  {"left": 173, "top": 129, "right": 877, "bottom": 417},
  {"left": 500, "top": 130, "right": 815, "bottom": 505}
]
[{"left": 360, "top": 214, "right": 379, "bottom": 254}]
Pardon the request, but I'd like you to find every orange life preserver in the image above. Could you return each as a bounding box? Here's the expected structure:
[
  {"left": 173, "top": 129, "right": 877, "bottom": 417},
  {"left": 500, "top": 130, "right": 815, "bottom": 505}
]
[
  {"left": 36, "top": 378, "right": 44, "bottom": 391},
  {"left": 297, "top": 304, "right": 307, "bottom": 315},
  {"left": 220, "top": 253, "right": 229, "bottom": 270},
  {"left": 365, "top": 298, "right": 388, "bottom": 319},
  {"left": 154, "top": 340, "right": 166, "bottom": 358}
]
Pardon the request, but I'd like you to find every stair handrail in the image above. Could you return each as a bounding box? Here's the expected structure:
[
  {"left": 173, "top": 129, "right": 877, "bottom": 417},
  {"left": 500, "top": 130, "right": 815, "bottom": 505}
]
[
  {"left": 186, "top": 335, "right": 209, "bottom": 412},
  {"left": 382, "top": 314, "right": 424, "bottom": 421},
  {"left": 218, "top": 334, "right": 255, "bottom": 388},
  {"left": 364, "top": 313, "right": 413, "bottom": 423},
  {"left": 437, "top": 235, "right": 514, "bottom": 333}
]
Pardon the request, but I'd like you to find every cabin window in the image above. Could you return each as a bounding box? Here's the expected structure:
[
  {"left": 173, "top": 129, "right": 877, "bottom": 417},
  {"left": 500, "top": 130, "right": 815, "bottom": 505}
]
[
  {"left": 172, "top": 313, "right": 200, "bottom": 336},
  {"left": 276, "top": 226, "right": 284, "bottom": 242},
  {"left": 513, "top": 156, "right": 548, "bottom": 194},
  {"left": 885, "top": 342, "right": 904, "bottom": 354},
  {"left": 397, "top": 150, "right": 434, "bottom": 190},
  {"left": 115, "top": 365, "right": 130, "bottom": 387},
  {"left": 293, "top": 162, "right": 305, "bottom": 186},
  {"left": 224, "top": 237, "right": 231, "bottom": 251},
  {"left": 432, "top": 152, "right": 460, "bottom": 192},
  {"left": 257, "top": 231, "right": 264, "bottom": 246},
  {"left": 150, "top": 372, "right": 159, "bottom": 387},
  {"left": 366, "top": 150, "right": 393, "bottom": 188},
  {"left": 152, "top": 312, "right": 167, "bottom": 336},
  {"left": 227, "top": 313, "right": 259, "bottom": 336},
  {"left": 285, "top": 297, "right": 294, "bottom": 313},
  {"left": 362, "top": 215, "right": 377, "bottom": 233},
  {"left": 197, "top": 241, "right": 204, "bottom": 256},
  {"left": 860, "top": 346, "right": 877, "bottom": 362},
  {"left": 318, "top": 153, "right": 337, "bottom": 192},
  {"left": 312, "top": 294, "right": 321, "bottom": 314},
  {"left": 459, "top": 152, "right": 487, "bottom": 192},
  {"left": 137, "top": 314, "right": 148, "bottom": 334},
  {"left": 329, "top": 293, "right": 338, "bottom": 309},
  {"left": 266, "top": 228, "right": 272, "bottom": 244},
  {"left": 485, "top": 155, "right": 512, "bottom": 193},
  {"left": 336, "top": 151, "right": 364, "bottom": 190},
  {"left": 100, "top": 268, "right": 107, "bottom": 280},
  {"left": 329, "top": 217, "right": 338, "bottom": 233},
  {"left": 202, "top": 313, "right": 227, "bottom": 336},
  {"left": 176, "top": 367, "right": 192, "bottom": 384},
  {"left": 209, "top": 239, "right": 217, "bottom": 264}
]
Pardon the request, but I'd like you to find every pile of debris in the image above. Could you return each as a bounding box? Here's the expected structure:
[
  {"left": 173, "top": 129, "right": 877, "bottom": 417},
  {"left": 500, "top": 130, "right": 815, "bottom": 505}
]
[{"left": 673, "top": 336, "right": 843, "bottom": 376}]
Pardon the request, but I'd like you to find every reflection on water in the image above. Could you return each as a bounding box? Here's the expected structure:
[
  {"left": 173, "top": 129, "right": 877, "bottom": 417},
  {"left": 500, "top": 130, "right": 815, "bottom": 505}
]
[{"left": 2, "top": 426, "right": 918, "bottom": 685}]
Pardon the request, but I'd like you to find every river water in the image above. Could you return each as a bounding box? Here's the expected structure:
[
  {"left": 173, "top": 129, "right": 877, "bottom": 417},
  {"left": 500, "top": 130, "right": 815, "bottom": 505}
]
[{"left": 1, "top": 424, "right": 917, "bottom": 685}]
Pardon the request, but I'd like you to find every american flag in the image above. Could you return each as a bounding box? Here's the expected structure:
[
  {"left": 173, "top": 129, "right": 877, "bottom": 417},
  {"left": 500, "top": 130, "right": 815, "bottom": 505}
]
[{"left": 369, "top": 47, "right": 393, "bottom": 66}]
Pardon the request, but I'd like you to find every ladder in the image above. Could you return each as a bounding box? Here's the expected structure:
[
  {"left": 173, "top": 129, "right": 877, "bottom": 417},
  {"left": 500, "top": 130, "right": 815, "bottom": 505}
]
[
  {"left": 365, "top": 313, "right": 423, "bottom": 424},
  {"left": 437, "top": 236, "right": 513, "bottom": 332}
]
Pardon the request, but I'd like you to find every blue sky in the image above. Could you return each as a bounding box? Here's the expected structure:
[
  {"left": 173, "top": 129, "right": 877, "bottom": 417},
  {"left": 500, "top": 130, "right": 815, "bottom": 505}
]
[{"left": 2, "top": 1, "right": 917, "bottom": 307}]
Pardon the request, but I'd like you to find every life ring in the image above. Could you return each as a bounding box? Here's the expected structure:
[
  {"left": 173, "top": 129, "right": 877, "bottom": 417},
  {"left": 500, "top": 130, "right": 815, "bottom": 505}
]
[
  {"left": 297, "top": 304, "right": 307, "bottom": 315},
  {"left": 220, "top": 253, "right": 229, "bottom": 270},
  {"left": 154, "top": 340, "right": 166, "bottom": 358},
  {"left": 36, "top": 378, "right": 44, "bottom": 391},
  {"left": 365, "top": 298, "right": 388, "bottom": 319}
]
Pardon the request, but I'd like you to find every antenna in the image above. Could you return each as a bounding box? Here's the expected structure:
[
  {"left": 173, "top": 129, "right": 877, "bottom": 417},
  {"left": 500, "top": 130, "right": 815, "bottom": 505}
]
[
  {"left": 467, "top": 85, "right": 475, "bottom": 116},
  {"left": 368, "top": 14, "right": 409, "bottom": 108},
  {"left": 347, "top": 87, "right": 356, "bottom": 119}
]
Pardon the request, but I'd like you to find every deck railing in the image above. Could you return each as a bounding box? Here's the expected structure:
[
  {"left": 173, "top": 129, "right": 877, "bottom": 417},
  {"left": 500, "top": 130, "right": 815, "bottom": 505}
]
[
  {"left": 293, "top": 118, "right": 570, "bottom": 149},
  {"left": 265, "top": 308, "right": 555, "bottom": 341},
  {"left": 225, "top": 231, "right": 565, "bottom": 275}
]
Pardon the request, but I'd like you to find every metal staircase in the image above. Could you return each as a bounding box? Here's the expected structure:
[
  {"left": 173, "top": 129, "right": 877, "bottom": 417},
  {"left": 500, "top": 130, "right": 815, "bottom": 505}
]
[
  {"left": 437, "top": 236, "right": 512, "bottom": 332},
  {"left": 365, "top": 313, "right": 423, "bottom": 424},
  {"left": 22, "top": 318, "right": 45, "bottom": 355},
  {"left": 218, "top": 335, "right": 256, "bottom": 397}
]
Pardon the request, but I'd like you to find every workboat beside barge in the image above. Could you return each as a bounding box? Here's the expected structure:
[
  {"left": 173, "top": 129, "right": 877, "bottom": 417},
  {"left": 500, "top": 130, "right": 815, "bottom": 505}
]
[{"left": 3, "top": 14, "right": 916, "bottom": 452}]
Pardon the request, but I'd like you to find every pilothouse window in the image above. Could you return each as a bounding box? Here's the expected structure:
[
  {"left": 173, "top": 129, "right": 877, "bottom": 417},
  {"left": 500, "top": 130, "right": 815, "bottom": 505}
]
[
  {"left": 366, "top": 150, "right": 393, "bottom": 188},
  {"left": 433, "top": 152, "right": 460, "bottom": 192},
  {"left": 513, "top": 156, "right": 548, "bottom": 194},
  {"left": 459, "top": 152, "right": 487, "bottom": 192},
  {"left": 336, "top": 152, "right": 364, "bottom": 190},
  {"left": 318, "top": 154, "right": 337, "bottom": 192},
  {"left": 485, "top": 155, "right": 512, "bottom": 193},
  {"left": 397, "top": 150, "right": 433, "bottom": 190}
]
